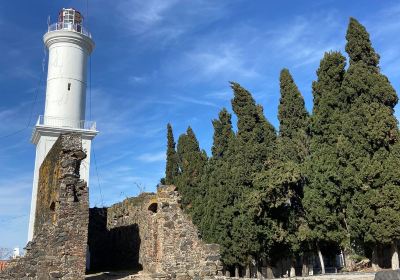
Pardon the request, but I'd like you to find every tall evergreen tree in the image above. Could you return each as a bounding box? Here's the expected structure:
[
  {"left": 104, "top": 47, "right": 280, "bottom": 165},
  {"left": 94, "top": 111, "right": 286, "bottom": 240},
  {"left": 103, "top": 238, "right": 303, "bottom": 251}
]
[
  {"left": 278, "top": 69, "right": 309, "bottom": 141},
  {"left": 304, "top": 51, "right": 347, "bottom": 273},
  {"left": 199, "top": 108, "right": 238, "bottom": 267},
  {"left": 341, "top": 18, "right": 400, "bottom": 270},
  {"left": 229, "top": 82, "right": 277, "bottom": 269},
  {"left": 255, "top": 69, "right": 309, "bottom": 276},
  {"left": 165, "top": 123, "right": 179, "bottom": 185},
  {"left": 278, "top": 69, "right": 309, "bottom": 273},
  {"left": 211, "top": 108, "right": 234, "bottom": 159},
  {"left": 176, "top": 127, "right": 207, "bottom": 209}
]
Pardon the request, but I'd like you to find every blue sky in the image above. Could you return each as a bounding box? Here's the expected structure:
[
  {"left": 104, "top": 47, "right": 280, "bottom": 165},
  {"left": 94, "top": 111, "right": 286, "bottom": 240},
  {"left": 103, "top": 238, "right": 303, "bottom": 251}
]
[{"left": 1, "top": 0, "right": 400, "bottom": 250}]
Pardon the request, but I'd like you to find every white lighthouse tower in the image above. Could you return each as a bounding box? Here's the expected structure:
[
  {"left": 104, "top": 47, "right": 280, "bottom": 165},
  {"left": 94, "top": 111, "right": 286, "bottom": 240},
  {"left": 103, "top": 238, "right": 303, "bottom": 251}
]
[{"left": 28, "top": 8, "right": 98, "bottom": 241}]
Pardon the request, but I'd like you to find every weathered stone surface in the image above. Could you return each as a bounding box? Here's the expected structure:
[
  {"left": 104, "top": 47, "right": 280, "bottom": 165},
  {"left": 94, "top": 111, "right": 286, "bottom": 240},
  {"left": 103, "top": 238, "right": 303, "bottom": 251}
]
[
  {"left": 89, "top": 185, "right": 222, "bottom": 278},
  {"left": 374, "top": 270, "right": 400, "bottom": 280},
  {"left": 0, "top": 133, "right": 88, "bottom": 280}
]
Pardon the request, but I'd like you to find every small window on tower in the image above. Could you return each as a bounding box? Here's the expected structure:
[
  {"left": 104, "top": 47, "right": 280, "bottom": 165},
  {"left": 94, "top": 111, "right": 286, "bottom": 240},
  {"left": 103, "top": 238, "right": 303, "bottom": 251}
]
[{"left": 68, "top": 83, "right": 71, "bottom": 91}]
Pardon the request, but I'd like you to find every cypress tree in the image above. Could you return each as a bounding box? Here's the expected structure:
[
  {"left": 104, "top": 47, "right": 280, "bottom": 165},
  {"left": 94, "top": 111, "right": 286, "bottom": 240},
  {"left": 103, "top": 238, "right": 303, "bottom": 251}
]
[
  {"left": 165, "top": 123, "right": 179, "bottom": 185},
  {"left": 278, "top": 69, "right": 309, "bottom": 141},
  {"left": 342, "top": 18, "right": 400, "bottom": 270},
  {"left": 199, "top": 108, "right": 238, "bottom": 268},
  {"left": 304, "top": 51, "right": 347, "bottom": 273},
  {"left": 176, "top": 127, "right": 207, "bottom": 209},
  {"left": 211, "top": 108, "right": 234, "bottom": 159},
  {"left": 255, "top": 69, "right": 309, "bottom": 275},
  {"left": 230, "top": 82, "right": 277, "bottom": 269},
  {"left": 278, "top": 69, "right": 309, "bottom": 273}
]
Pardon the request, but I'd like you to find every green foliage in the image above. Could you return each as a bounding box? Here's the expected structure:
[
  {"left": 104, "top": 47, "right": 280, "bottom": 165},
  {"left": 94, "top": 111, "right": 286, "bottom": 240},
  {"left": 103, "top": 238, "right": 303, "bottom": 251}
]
[
  {"left": 341, "top": 18, "right": 400, "bottom": 246},
  {"left": 311, "top": 52, "right": 346, "bottom": 145},
  {"left": 345, "top": 18, "right": 379, "bottom": 67},
  {"left": 162, "top": 16, "right": 400, "bottom": 270},
  {"left": 229, "top": 82, "right": 277, "bottom": 264},
  {"left": 254, "top": 69, "right": 310, "bottom": 260},
  {"left": 278, "top": 69, "right": 309, "bottom": 141},
  {"left": 176, "top": 127, "right": 207, "bottom": 209},
  {"left": 197, "top": 108, "right": 239, "bottom": 265},
  {"left": 304, "top": 51, "right": 349, "bottom": 252},
  {"left": 211, "top": 108, "right": 235, "bottom": 158},
  {"left": 165, "top": 123, "right": 179, "bottom": 185}
]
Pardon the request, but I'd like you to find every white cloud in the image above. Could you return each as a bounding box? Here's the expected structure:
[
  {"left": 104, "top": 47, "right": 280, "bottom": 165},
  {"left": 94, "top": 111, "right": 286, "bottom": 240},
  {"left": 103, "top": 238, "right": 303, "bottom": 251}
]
[
  {"left": 137, "top": 151, "right": 165, "bottom": 163},
  {"left": 117, "top": 0, "right": 179, "bottom": 33},
  {"left": 205, "top": 90, "right": 231, "bottom": 100},
  {"left": 115, "top": 0, "right": 232, "bottom": 44},
  {"left": 186, "top": 44, "right": 259, "bottom": 79},
  {"left": 128, "top": 75, "right": 148, "bottom": 84},
  {"left": 174, "top": 95, "right": 219, "bottom": 108}
]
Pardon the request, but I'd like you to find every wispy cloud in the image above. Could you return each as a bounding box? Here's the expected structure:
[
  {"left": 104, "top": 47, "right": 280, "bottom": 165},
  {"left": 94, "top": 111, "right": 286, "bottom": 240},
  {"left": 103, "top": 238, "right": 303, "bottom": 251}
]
[
  {"left": 128, "top": 75, "right": 149, "bottom": 84},
  {"left": 205, "top": 90, "right": 232, "bottom": 100},
  {"left": 137, "top": 151, "right": 165, "bottom": 163},
  {"left": 117, "top": 0, "right": 179, "bottom": 34},
  {"left": 115, "top": 0, "right": 233, "bottom": 45},
  {"left": 174, "top": 95, "right": 219, "bottom": 108},
  {"left": 185, "top": 44, "right": 259, "bottom": 79}
]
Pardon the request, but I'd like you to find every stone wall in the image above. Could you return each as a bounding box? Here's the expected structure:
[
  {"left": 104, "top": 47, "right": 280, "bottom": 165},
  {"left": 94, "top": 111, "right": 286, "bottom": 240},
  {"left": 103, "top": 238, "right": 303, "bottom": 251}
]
[
  {"left": 0, "top": 133, "right": 88, "bottom": 280},
  {"left": 0, "top": 262, "right": 7, "bottom": 272},
  {"left": 89, "top": 185, "right": 223, "bottom": 278}
]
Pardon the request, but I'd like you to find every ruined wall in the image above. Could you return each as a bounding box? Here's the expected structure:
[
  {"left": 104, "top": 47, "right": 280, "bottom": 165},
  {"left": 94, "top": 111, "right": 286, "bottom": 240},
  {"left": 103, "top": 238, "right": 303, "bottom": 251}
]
[
  {"left": 0, "top": 262, "right": 7, "bottom": 273},
  {"left": 89, "top": 185, "right": 223, "bottom": 279},
  {"left": 0, "top": 134, "right": 88, "bottom": 280}
]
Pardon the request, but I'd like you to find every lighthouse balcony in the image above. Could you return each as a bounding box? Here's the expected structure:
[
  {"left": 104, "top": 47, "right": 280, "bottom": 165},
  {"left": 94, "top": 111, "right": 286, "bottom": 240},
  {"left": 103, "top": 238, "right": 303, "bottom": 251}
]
[
  {"left": 47, "top": 22, "right": 91, "bottom": 38},
  {"left": 36, "top": 115, "right": 96, "bottom": 131}
]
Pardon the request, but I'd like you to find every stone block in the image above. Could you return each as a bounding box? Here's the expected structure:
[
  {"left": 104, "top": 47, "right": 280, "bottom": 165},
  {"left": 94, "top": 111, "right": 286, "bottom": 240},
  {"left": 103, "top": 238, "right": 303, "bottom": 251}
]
[{"left": 375, "top": 270, "right": 400, "bottom": 280}]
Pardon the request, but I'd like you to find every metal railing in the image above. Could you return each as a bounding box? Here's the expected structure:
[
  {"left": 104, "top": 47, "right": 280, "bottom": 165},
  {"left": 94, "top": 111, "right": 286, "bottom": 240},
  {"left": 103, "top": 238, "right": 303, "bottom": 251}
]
[
  {"left": 36, "top": 115, "right": 96, "bottom": 131},
  {"left": 47, "top": 22, "right": 92, "bottom": 38}
]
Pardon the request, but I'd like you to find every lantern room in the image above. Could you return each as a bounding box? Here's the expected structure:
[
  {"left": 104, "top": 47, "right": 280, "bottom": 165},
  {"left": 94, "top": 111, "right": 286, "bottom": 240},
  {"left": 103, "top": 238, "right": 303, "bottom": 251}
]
[{"left": 59, "top": 8, "right": 83, "bottom": 25}]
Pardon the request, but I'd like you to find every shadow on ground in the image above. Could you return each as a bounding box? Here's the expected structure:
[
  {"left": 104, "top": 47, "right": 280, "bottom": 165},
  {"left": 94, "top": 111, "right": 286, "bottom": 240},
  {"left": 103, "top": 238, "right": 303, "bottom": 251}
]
[{"left": 86, "top": 270, "right": 139, "bottom": 279}]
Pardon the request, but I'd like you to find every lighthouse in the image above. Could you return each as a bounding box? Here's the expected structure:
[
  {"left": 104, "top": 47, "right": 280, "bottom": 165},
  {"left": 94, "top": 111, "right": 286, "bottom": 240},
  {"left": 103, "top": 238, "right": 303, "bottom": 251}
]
[{"left": 28, "top": 8, "right": 98, "bottom": 241}]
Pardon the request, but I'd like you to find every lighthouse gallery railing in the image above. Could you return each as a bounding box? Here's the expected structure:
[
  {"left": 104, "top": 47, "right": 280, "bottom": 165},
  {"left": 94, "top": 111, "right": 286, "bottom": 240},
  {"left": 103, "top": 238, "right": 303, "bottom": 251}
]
[
  {"left": 47, "top": 22, "right": 92, "bottom": 38},
  {"left": 36, "top": 116, "right": 96, "bottom": 131}
]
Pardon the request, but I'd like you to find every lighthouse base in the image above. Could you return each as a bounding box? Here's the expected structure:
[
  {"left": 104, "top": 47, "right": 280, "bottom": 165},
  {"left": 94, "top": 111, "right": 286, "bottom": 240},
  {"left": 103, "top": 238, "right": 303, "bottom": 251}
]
[{"left": 28, "top": 121, "right": 97, "bottom": 242}]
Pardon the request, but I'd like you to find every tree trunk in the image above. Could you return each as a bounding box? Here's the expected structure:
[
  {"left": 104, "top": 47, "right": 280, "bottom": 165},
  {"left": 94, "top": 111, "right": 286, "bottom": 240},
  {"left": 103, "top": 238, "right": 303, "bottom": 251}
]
[
  {"left": 225, "top": 269, "right": 230, "bottom": 277},
  {"left": 289, "top": 256, "right": 296, "bottom": 277},
  {"left": 235, "top": 265, "right": 239, "bottom": 277},
  {"left": 371, "top": 244, "right": 380, "bottom": 272},
  {"left": 317, "top": 243, "right": 325, "bottom": 274},
  {"left": 302, "top": 254, "right": 309, "bottom": 276},
  {"left": 391, "top": 241, "right": 399, "bottom": 270},
  {"left": 255, "top": 259, "right": 261, "bottom": 279},
  {"left": 266, "top": 262, "right": 274, "bottom": 279},
  {"left": 342, "top": 248, "right": 346, "bottom": 268},
  {"left": 342, "top": 247, "right": 355, "bottom": 271},
  {"left": 245, "top": 264, "right": 251, "bottom": 277}
]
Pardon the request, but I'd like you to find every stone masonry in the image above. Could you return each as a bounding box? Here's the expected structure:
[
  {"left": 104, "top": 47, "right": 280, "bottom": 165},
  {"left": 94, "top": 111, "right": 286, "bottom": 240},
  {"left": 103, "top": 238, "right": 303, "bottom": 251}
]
[
  {"left": 88, "top": 185, "right": 223, "bottom": 279},
  {"left": 0, "top": 133, "right": 88, "bottom": 280}
]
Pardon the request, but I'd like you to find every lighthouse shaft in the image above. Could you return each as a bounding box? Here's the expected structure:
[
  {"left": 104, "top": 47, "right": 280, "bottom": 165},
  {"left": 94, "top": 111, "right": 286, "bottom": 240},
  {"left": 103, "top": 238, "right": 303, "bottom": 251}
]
[{"left": 43, "top": 9, "right": 94, "bottom": 127}]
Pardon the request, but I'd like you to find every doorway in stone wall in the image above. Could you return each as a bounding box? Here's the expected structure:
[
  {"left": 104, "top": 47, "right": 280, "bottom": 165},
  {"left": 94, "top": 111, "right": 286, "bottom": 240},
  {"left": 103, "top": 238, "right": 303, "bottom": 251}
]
[{"left": 87, "top": 208, "right": 143, "bottom": 273}]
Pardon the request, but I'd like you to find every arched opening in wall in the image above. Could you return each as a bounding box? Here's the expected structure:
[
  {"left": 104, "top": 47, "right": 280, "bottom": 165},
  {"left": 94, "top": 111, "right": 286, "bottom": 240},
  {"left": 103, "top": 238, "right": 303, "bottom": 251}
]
[
  {"left": 50, "top": 201, "right": 55, "bottom": 211},
  {"left": 50, "top": 201, "right": 56, "bottom": 224},
  {"left": 148, "top": 203, "right": 158, "bottom": 214}
]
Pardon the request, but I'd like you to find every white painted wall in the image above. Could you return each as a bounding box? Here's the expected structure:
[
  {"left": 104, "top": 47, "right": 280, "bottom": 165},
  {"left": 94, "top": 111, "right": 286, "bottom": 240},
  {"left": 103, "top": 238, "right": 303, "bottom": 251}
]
[{"left": 43, "top": 30, "right": 94, "bottom": 124}]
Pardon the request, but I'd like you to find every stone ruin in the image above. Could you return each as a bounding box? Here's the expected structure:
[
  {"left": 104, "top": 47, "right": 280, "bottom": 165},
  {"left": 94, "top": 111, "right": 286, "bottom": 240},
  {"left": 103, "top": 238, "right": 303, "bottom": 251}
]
[
  {"left": 88, "top": 185, "right": 223, "bottom": 278},
  {"left": 0, "top": 133, "right": 223, "bottom": 279},
  {"left": 0, "top": 133, "right": 88, "bottom": 280}
]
